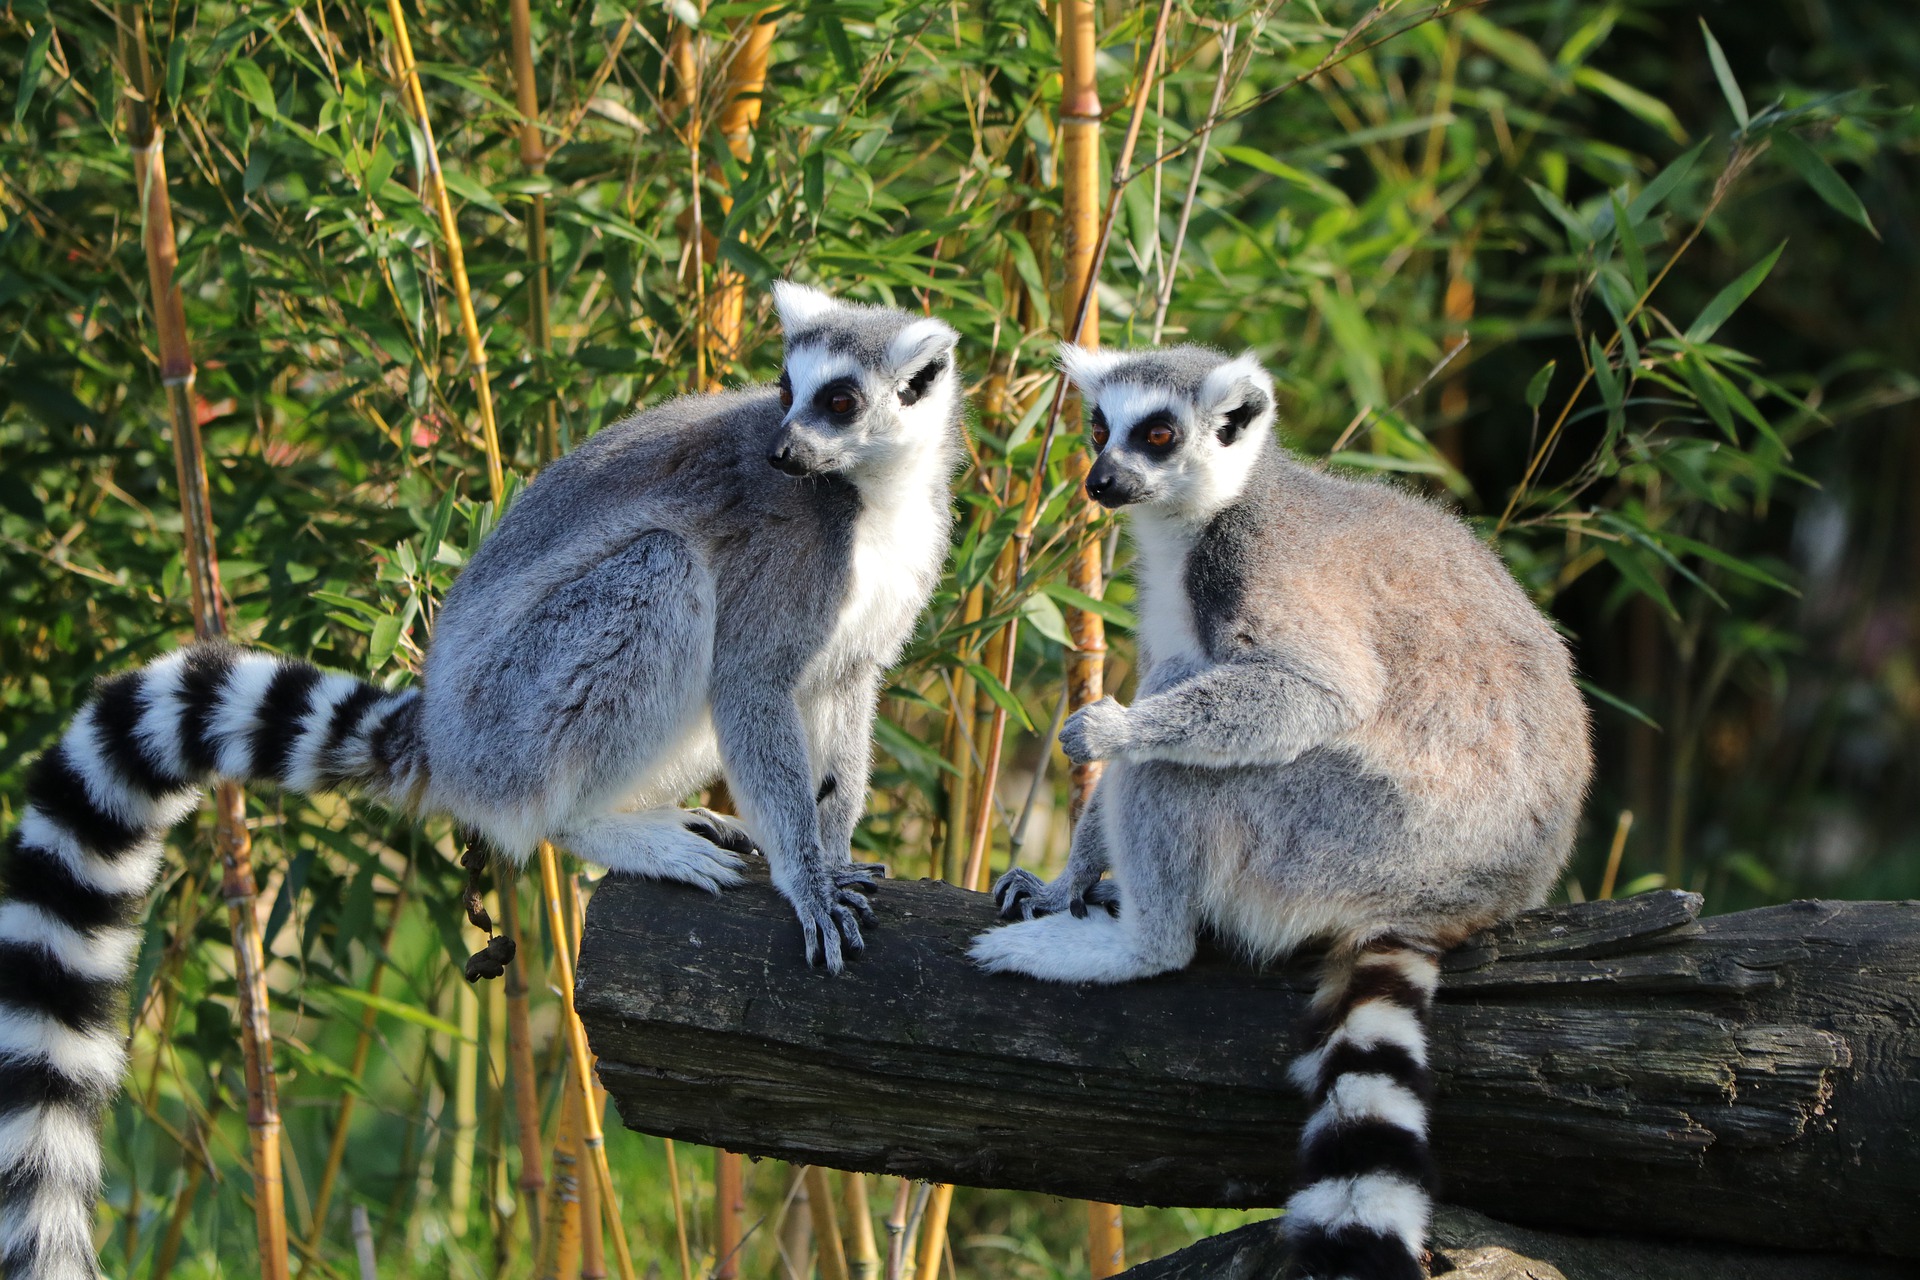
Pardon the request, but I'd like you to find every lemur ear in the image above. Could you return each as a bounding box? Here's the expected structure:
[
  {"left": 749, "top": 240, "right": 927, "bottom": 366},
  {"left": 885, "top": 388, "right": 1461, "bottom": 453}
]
[
  {"left": 772, "top": 280, "right": 840, "bottom": 334},
  {"left": 1056, "top": 343, "right": 1126, "bottom": 395},
  {"left": 1199, "top": 352, "right": 1275, "bottom": 446},
  {"left": 889, "top": 318, "right": 959, "bottom": 406}
]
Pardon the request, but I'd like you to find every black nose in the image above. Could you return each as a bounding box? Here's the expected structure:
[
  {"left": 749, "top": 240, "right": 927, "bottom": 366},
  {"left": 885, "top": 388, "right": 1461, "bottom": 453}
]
[
  {"left": 769, "top": 446, "right": 808, "bottom": 476},
  {"left": 1086, "top": 473, "right": 1114, "bottom": 501}
]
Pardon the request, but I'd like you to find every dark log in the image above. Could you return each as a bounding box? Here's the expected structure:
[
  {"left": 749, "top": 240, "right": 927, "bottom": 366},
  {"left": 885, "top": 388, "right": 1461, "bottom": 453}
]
[{"left": 575, "top": 869, "right": 1920, "bottom": 1259}]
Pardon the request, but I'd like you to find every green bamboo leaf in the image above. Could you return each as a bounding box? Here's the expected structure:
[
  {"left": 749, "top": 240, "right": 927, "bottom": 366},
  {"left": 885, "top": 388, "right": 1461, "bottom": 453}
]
[
  {"left": 1573, "top": 67, "right": 1686, "bottom": 142},
  {"left": 1685, "top": 241, "right": 1785, "bottom": 343},
  {"left": 1771, "top": 131, "right": 1878, "bottom": 237},
  {"left": 1020, "top": 591, "right": 1071, "bottom": 647},
  {"left": 14, "top": 23, "right": 52, "bottom": 126},
  {"left": 230, "top": 57, "right": 277, "bottom": 118},
  {"left": 1577, "top": 678, "right": 1661, "bottom": 730},
  {"left": 962, "top": 661, "right": 1035, "bottom": 733},
  {"left": 1698, "top": 21, "right": 1748, "bottom": 129},
  {"left": 1525, "top": 361, "right": 1557, "bottom": 409},
  {"left": 1040, "top": 581, "right": 1135, "bottom": 631},
  {"left": 319, "top": 984, "right": 468, "bottom": 1041},
  {"left": 1526, "top": 180, "right": 1593, "bottom": 247},
  {"left": 1627, "top": 138, "right": 1709, "bottom": 222}
]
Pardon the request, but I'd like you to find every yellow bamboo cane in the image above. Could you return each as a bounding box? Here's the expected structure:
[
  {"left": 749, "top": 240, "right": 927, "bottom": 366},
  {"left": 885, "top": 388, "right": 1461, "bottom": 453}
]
[{"left": 116, "top": 6, "right": 290, "bottom": 1276}]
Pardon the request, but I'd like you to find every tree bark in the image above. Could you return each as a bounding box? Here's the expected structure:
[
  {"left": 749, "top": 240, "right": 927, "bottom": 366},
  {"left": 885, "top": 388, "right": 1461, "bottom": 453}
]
[{"left": 576, "top": 873, "right": 1920, "bottom": 1260}]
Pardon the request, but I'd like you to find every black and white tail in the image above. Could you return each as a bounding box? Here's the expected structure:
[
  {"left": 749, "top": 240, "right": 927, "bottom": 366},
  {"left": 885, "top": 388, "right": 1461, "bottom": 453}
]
[
  {"left": 1284, "top": 941, "right": 1441, "bottom": 1280},
  {"left": 0, "top": 642, "right": 425, "bottom": 1280}
]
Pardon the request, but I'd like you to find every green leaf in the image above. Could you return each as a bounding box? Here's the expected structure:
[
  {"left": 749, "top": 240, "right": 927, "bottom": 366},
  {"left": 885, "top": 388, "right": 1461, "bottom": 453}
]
[
  {"left": 1039, "top": 581, "right": 1135, "bottom": 631},
  {"left": 13, "top": 23, "right": 52, "bottom": 126},
  {"left": 1525, "top": 361, "right": 1557, "bottom": 410},
  {"left": 1627, "top": 138, "right": 1709, "bottom": 223},
  {"left": 368, "top": 614, "right": 404, "bottom": 670},
  {"left": 421, "top": 487, "right": 456, "bottom": 568},
  {"left": 1573, "top": 67, "right": 1685, "bottom": 142},
  {"left": 1771, "top": 131, "right": 1877, "bottom": 237},
  {"left": 165, "top": 36, "right": 188, "bottom": 108},
  {"left": 1611, "top": 193, "right": 1648, "bottom": 295},
  {"left": 231, "top": 57, "right": 277, "bottom": 118},
  {"left": 1218, "top": 146, "right": 1351, "bottom": 206},
  {"left": 1685, "top": 241, "right": 1785, "bottom": 343},
  {"left": 1577, "top": 678, "right": 1661, "bottom": 730},
  {"left": 1526, "top": 180, "right": 1593, "bottom": 247},
  {"left": 319, "top": 985, "right": 468, "bottom": 1041},
  {"left": 1020, "top": 591, "right": 1071, "bottom": 647},
  {"left": 962, "top": 661, "right": 1035, "bottom": 733},
  {"left": 1698, "top": 20, "right": 1747, "bottom": 130}
]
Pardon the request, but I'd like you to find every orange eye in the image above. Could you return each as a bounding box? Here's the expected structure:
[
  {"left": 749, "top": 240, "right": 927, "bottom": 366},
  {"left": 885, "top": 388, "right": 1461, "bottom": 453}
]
[
  {"left": 1145, "top": 424, "right": 1175, "bottom": 448},
  {"left": 779, "top": 379, "right": 793, "bottom": 409},
  {"left": 829, "top": 392, "right": 857, "bottom": 415},
  {"left": 1090, "top": 410, "right": 1110, "bottom": 450}
]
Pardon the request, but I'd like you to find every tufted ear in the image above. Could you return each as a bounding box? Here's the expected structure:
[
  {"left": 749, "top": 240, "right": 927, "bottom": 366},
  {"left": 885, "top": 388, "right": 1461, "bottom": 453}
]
[
  {"left": 772, "top": 280, "right": 840, "bottom": 334},
  {"left": 888, "top": 317, "right": 960, "bottom": 406},
  {"left": 1056, "top": 343, "right": 1127, "bottom": 396},
  {"left": 1198, "top": 352, "right": 1275, "bottom": 446}
]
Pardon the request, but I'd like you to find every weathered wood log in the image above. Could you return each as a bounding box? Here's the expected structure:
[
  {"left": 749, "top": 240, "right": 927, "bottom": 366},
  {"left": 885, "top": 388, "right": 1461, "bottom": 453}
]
[{"left": 574, "top": 869, "right": 1920, "bottom": 1259}]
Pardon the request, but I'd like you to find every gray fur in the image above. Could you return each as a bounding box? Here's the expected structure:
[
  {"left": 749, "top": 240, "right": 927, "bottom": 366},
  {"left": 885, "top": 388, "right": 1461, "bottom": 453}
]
[
  {"left": 976, "top": 342, "right": 1592, "bottom": 978},
  {"left": 425, "top": 283, "right": 965, "bottom": 970}
]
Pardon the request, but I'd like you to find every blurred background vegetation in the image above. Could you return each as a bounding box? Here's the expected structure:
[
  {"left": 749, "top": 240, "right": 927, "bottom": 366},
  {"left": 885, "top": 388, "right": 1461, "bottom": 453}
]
[{"left": 0, "top": 0, "right": 1913, "bottom": 1276}]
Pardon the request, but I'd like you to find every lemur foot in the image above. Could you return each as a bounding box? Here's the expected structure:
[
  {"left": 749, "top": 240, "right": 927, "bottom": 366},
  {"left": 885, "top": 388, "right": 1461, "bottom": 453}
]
[
  {"left": 970, "top": 912, "right": 1167, "bottom": 984},
  {"left": 684, "top": 808, "right": 760, "bottom": 858},
  {"left": 992, "top": 868, "right": 1118, "bottom": 921},
  {"left": 557, "top": 810, "right": 747, "bottom": 894},
  {"left": 796, "top": 883, "right": 872, "bottom": 974},
  {"left": 833, "top": 862, "right": 888, "bottom": 897}
]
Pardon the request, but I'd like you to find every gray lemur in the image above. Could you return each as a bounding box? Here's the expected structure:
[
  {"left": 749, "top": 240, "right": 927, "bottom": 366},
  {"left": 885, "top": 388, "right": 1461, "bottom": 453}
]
[
  {"left": 0, "top": 282, "right": 964, "bottom": 1280},
  {"left": 972, "top": 345, "right": 1592, "bottom": 1280}
]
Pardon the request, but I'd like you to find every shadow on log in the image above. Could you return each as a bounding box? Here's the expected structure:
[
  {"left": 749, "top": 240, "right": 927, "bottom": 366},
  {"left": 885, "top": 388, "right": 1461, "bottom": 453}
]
[{"left": 575, "top": 868, "right": 1920, "bottom": 1260}]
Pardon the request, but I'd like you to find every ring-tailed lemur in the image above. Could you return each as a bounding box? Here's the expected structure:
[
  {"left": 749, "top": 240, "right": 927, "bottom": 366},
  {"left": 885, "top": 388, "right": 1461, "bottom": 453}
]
[
  {"left": 973, "top": 345, "right": 1591, "bottom": 1280},
  {"left": 0, "top": 282, "right": 964, "bottom": 1280}
]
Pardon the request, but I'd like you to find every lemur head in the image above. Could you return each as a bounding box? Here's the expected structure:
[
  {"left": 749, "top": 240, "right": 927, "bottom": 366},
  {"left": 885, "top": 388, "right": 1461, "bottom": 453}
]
[
  {"left": 766, "top": 281, "right": 962, "bottom": 482},
  {"left": 1058, "top": 344, "right": 1276, "bottom": 522}
]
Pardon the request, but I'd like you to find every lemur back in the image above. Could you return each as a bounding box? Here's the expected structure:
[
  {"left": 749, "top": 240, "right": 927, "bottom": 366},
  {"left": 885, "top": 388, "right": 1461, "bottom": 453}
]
[
  {"left": 977, "top": 344, "right": 1591, "bottom": 1280},
  {"left": 0, "top": 282, "right": 964, "bottom": 1280}
]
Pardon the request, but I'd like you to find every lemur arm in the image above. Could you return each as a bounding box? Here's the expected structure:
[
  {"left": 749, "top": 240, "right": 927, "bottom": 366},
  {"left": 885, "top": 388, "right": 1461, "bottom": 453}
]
[
  {"left": 1061, "top": 645, "right": 1381, "bottom": 769},
  {"left": 813, "top": 664, "right": 882, "bottom": 866},
  {"left": 711, "top": 668, "right": 872, "bottom": 970}
]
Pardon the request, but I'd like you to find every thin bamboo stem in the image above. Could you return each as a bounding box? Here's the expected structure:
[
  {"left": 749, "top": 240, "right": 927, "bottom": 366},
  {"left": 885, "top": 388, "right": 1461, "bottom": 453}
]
[
  {"left": 535, "top": 1078, "right": 586, "bottom": 1280},
  {"left": 713, "top": 1148, "right": 745, "bottom": 1279},
  {"left": 842, "top": 1173, "right": 879, "bottom": 1280},
  {"left": 1087, "top": 1201, "right": 1125, "bottom": 1278},
  {"left": 911, "top": 1184, "right": 951, "bottom": 1280},
  {"left": 663, "top": 1139, "right": 696, "bottom": 1280},
  {"left": 385, "top": 0, "right": 505, "bottom": 502},
  {"left": 705, "top": 16, "right": 778, "bottom": 375},
  {"left": 882, "top": 1178, "right": 912, "bottom": 1280},
  {"left": 536, "top": 842, "right": 638, "bottom": 1280},
  {"left": 1598, "top": 810, "right": 1635, "bottom": 901},
  {"left": 804, "top": 1167, "right": 851, "bottom": 1280},
  {"left": 450, "top": 980, "right": 481, "bottom": 1237},
  {"left": 498, "top": 871, "right": 548, "bottom": 1228},
  {"left": 117, "top": 6, "right": 289, "bottom": 1275},
  {"left": 509, "top": 0, "right": 560, "bottom": 461}
]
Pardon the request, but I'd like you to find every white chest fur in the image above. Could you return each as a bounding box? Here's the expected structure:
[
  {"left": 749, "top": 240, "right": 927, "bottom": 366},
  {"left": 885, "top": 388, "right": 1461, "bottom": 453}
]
[
  {"left": 1129, "top": 511, "right": 1206, "bottom": 689},
  {"left": 824, "top": 457, "right": 949, "bottom": 670}
]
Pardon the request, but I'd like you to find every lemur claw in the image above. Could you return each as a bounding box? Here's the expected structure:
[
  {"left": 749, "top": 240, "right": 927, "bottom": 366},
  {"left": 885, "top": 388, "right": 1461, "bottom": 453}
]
[
  {"left": 800, "top": 885, "right": 871, "bottom": 973},
  {"left": 832, "top": 863, "right": 886, "bottom": 897},
  {"left": 1077, "top": 879, "right": 1122, "bottom": 918},
  {"left": 992, "top": 867, "right": 1046, "bottom": 920},
  {"left": 684, "top": 808, "right": 760, "bottom": 858}
]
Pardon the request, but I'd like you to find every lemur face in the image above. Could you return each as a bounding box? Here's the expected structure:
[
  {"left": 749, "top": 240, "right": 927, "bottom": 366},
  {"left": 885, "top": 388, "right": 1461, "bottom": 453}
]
[
  {"left": 1059, "top": 344, "right": 1276, "bottom": 521},
  {"left": 767, "top": 282, "right": 959, "bottom": 481}
]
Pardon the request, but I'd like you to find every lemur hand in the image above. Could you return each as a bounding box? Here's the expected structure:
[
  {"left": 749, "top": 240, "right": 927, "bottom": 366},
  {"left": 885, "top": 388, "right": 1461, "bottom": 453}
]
[
  {"left": 792, "top": 861, "right": 880, "bottom": 974},
  {"left": 1060, "top": 696, "right": 1132, "bottom": 765}
]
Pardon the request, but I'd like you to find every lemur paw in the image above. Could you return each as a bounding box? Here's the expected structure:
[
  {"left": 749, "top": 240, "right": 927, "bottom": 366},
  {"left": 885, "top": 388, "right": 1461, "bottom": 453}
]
[
  {"left": 992, "top": 867, "right": 1044, "bottom": 919},
  {"left": 1060, "top": 696, "right": 1131, "bottom": 765},
  {"left": 796, "top": 882, "right": 874, "bottom": 973},
  {"left": 684, "top": 809, "right": 760, "bottom": 858},
  {"left": 1071, "top": 879, "right": 1122, "bottom": 919},
  {"left": 833, "top": 862, "right": 889, "bottom": 897}
]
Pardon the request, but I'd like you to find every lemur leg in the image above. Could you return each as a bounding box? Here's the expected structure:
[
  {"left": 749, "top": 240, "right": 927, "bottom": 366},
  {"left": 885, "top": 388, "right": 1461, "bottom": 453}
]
[
  {"left": 554, "top": 809, "right": 746, "bottom": 893},
  {"left": 712, "top": 677, "right": 869, "bottom": 973},
  {"left": 808, "top": 665, "right": 888, "bottom": 890},
  {"left": 992, "top": 781, "right": 1114, "bottom": 920},
  {"left": 972, "top": 762, "right": 1199, "bottom": 984}
]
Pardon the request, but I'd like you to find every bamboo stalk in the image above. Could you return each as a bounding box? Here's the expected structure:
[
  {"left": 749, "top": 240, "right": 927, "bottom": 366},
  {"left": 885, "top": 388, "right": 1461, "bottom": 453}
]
[
  {"left": 804, "top": 1167, "right": 851, "bottom": 1280},
  {"left": 1087, "top": 1202, "right": 1125, "bottom": 1278},
  {"left": 569, "top": 876, "right": 611, "bottom": 1280},
  {"left": 705, "top": 16, "right": 779, "bottom": 377},
  {"left": 536, "top": 842, "right": 639, "bottom": 1280},
  {"left": 116, "top": 7, "right": 290, "bottom": 1276},
  {"left": 910, "top": 1184, "right": 951, "bottom": 1280},
  {"left": 508, "top": 0, "right": 560, "bottom": 460},
  {"left": 842, "top": 1173, "right": 879, "bottom": 1280},
  {"left": 663, "top": 1140, "right": 696, "bottom": 1280},
  {"left": 713, "top": 1148, "right": 745, "bottom": 1279},
  {"left": 385, "top": 0, "right": 505, "bottom": 501},
  {"left": 450, "top": 980, "right": 481, "bottom": 1238},
  {"left": 498, "top": 871, "right": 548, "bottom": 1229},
  {"left": 882, "top": 1179, "right": 912, "bottom": 1280},
  {"left": 535, "top": 1078, "right": 586, "bottom": 1280}
]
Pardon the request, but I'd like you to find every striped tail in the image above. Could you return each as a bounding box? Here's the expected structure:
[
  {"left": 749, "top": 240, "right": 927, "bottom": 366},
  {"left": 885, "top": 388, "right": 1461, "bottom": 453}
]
[
  {"left": 1283, "top": 941, "right": 1441, "bottom": 1280},
  {"left": 0, "top": 642, "right": 424, "bottom": 1280}
]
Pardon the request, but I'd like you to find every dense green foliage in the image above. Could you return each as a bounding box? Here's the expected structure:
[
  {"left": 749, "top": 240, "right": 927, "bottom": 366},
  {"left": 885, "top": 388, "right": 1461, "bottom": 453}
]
[{"left": 0, "top": 0, "right": 1912, "bottom": 1275}]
